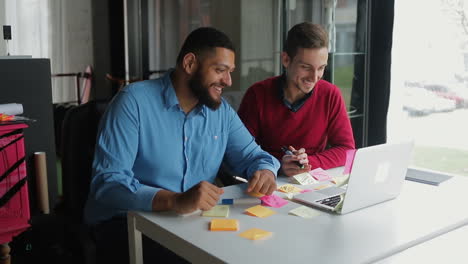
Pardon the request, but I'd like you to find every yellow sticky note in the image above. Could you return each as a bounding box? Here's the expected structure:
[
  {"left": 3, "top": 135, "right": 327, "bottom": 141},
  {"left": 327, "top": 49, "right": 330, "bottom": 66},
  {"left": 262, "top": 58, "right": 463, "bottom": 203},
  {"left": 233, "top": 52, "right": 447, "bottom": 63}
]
[
  {"left": 289, "top": 206, "right": 321, "bottom": 219},
  {"left": 239, "top": 228, "right": 272, "bottom": 240},
  {"left": 314, "top": 184, "right": 331, "bottom": 190},
  {"left": 202, "top": 205, "right": 230, "bottom": 217},
  {"left": 209, "top": 219, "right": 239, "bottom": 231},
  {"left": 278, "top": 184, "right": 303, "bottom": 193},
  {"left": 245, "top": 205, "right": 276, "bottom": 218},
  {"left": 247, "top": 191, "right": 265, "bottom": 198}
]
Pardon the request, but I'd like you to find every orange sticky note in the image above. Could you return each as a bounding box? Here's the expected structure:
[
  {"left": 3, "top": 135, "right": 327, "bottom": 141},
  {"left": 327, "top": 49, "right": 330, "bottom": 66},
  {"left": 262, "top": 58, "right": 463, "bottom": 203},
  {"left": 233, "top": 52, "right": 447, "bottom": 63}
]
[
  {"left": 245, "top": 205, "right": 276, "bottom": 218},
  {"left": 247, "top": 191, "right": 264, "bottom": 198},
  {"left": 239, "top": 228, "right": 272, "bottom": 240},
  {"left": 209, "top": 219, "right": 239, "bottom": 231}
]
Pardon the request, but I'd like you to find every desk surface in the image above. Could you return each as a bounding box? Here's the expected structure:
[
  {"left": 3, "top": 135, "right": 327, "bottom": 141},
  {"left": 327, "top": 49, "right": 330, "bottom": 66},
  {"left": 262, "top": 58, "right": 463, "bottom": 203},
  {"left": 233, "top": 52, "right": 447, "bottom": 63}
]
[
  {"left": 128, "top": 168, "right": 468, "bottom": 264},
  {"left": 376, "top": 224, "right": 468, "bottom": 263}
]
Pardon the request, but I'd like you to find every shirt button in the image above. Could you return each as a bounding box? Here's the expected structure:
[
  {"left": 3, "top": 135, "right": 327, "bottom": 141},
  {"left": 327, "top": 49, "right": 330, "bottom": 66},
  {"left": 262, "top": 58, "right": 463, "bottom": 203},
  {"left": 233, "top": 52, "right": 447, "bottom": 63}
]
[{"left": 185, "top": 137, "right": 188, "bottom": 141}]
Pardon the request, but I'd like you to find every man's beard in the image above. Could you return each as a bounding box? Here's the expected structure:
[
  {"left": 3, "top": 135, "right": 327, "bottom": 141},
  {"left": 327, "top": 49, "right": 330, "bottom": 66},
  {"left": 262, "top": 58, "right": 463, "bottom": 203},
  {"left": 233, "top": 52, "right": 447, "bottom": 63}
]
[{"left": 188, "top": 69, "right": 222, "bottom": 110}]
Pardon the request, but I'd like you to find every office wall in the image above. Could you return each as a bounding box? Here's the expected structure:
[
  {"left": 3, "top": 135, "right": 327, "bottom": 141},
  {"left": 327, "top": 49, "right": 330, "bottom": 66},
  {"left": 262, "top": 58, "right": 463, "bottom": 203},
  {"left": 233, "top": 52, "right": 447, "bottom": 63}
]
[{"left": 0, "top": 0, "right": 6, "bottom": 56}]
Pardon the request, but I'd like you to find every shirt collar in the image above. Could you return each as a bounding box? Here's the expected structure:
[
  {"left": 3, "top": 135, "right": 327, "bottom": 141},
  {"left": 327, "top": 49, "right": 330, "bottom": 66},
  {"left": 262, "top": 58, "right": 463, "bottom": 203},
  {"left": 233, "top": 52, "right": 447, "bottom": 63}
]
[
  {"left": 278, "top": 73, "right": 314, "bottom": 112},
  {"left": 161, "top": 69, "right": 207, "bottom": 117}
]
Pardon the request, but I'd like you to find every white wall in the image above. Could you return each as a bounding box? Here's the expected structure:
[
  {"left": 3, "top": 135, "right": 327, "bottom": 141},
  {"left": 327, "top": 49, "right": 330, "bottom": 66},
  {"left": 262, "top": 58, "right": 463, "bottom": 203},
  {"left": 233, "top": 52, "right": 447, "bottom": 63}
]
[{"left": 0, "top": 0, "right": 6, "bottom": 56}]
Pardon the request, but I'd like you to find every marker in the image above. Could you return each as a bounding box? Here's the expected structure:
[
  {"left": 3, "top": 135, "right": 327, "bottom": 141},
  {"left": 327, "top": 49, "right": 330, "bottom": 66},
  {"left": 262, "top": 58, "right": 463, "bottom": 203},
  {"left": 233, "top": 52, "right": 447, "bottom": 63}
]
[
  {"left": 232, "top": 176, "right": 248, "bottom": 183},
  {"left": 221, "top": 198, "right": 260, "bottom": 205},
  {"left": 281, "top": 146, "right": 305, "bottom": 169}
]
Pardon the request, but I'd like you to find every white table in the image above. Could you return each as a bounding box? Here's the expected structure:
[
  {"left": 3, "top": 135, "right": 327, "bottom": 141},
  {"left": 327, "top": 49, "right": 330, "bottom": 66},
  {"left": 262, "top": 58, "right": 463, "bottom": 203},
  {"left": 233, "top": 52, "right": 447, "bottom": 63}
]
[
  {"left": 128, "top": 168, "right": 468, "bottom": 264},
  {"left": 376, "top": 224, "right": 468, "bottom": 264}
]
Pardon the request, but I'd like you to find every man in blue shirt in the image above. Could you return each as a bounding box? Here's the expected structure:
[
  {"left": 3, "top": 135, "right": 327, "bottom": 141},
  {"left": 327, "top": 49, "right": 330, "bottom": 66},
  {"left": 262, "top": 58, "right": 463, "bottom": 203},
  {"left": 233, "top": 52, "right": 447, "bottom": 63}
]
[{"left": 85, "top": 27, "right": 280, "bottom": 263}]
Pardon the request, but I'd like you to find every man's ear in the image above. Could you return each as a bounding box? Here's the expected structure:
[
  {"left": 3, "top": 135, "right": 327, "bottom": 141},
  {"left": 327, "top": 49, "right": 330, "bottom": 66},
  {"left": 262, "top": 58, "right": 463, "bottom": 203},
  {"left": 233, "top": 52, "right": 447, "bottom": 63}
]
[
  {"left": 281, "top": 52, "right": 291, "bottom": 68},
  {"left": 182, "top": 53, "right": 198, "bottom": 74}
]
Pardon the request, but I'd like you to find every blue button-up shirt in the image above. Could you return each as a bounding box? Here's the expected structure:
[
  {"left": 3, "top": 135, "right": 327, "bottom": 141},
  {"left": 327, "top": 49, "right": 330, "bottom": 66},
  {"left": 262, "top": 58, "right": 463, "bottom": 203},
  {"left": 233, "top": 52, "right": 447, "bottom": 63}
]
[{"left": 84, "top": 71, "right": 280, "bottom": 225}]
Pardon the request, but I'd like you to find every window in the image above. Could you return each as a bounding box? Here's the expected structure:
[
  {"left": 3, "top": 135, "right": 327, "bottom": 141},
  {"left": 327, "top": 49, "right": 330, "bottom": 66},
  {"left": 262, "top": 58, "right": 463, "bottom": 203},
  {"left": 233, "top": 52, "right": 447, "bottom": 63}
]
[
  {"left": 146, "top": 0, "right": 282, "bottom": 110},
  {"left": 389, "top": 0, "right": 468, "bottom": 176}
]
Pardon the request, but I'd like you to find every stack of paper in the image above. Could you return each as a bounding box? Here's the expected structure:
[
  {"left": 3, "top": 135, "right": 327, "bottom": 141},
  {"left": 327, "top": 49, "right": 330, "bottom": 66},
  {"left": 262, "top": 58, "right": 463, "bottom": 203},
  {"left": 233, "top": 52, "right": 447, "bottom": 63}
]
[{"left": 209, "top": 219, "right": 239, "bottom": 231}]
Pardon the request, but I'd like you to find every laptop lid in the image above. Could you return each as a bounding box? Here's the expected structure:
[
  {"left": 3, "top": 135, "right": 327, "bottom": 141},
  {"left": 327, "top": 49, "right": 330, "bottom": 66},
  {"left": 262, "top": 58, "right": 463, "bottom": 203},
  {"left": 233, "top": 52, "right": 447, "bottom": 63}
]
[{"left": 340, "top": 140, "right": 414, "bottom": 214}]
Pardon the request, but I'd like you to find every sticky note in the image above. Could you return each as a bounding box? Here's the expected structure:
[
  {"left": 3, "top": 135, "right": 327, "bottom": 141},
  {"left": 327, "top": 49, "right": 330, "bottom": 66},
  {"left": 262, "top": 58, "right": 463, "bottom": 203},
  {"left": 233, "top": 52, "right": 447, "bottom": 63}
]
[
  {"left": 300, "top": 189, "right": 313, "bottom": 193},
  {"left": 343, "top": 149, "right": 357, "bottom": 174},
  {"left": 245, "top": 205, "right": 276, "bottom": 218},
  {"left": 314, "top": 184, "right": 331, "bottom": 190},
  {"left": 291, "top": 172, "right": 317, "bottom": 185},
  {"left": 284, "top": 193, "right": 295, "bottom": 200},
  {"left": 239, "top": 228, "right": 273, "bottom": 240},
  {"left": 289, "top": 206, "right": 321, "bottom": 219},
  {"left": 332, "top": 176, "right": 349, "bottom": 187},
  {"left": 278, "top": 184, "right": 303, "bottom": 193},
  {"left": 247, "top": 191, "right": 265, "bottom": 198},
  {"left": 260, "top": 194, "right": 288, "bottom": 208},
  {"left": 202, "top": 205, "right": 230, "bottom": 217},
  {"left": 209, "top": 219, "right": 239, "bottom": 231},
  {"left": 310, "top": 168, "right": 332, "bottom": 181}
]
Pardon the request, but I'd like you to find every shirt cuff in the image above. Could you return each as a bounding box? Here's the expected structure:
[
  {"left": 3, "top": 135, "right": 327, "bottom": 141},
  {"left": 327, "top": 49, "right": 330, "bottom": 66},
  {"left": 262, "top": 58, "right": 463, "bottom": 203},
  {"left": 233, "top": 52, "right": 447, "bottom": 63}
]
[{"left": 136, "top": 185, "right": 163, "bottom": 211}]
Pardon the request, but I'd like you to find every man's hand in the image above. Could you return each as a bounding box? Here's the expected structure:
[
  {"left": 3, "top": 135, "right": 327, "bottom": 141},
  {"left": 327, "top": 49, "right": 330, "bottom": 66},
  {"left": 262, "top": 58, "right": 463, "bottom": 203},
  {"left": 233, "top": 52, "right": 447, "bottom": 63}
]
[
  {"left": 247, "top": 169, "right": 277, "bottom": 195},
  {"left": 173, "top": 181, "right": 224, "bottom": 214},
  {"left": 281, "top": 146, "right": 311, "bottom": 177}
]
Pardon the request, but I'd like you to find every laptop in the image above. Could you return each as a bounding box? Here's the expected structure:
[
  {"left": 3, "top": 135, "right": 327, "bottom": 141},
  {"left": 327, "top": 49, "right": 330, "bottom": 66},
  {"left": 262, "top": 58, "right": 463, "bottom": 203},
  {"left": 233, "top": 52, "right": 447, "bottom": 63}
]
[{"left": 292, "top": 141, "right": 414, "bottom": 214}]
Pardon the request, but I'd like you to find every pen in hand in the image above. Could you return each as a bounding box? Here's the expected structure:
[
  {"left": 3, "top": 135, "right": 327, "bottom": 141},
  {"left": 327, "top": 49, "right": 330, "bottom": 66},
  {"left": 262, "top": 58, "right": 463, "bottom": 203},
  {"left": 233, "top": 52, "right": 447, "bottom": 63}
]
[
  {"left": 232, "top": 176, "right": 248, "bottom": 183},
  {"left": 281, "top": 146, "right": 305, "bottom": 169}
]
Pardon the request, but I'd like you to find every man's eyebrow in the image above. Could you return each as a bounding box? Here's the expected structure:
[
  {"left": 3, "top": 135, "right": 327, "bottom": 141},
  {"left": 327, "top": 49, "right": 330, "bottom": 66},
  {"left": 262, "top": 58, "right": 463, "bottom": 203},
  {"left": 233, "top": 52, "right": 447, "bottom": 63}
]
[
  {"left": 298, "top": 61, "right": 327, "bottom": 68},
  {"left": 214, "top": 63, "right": 236, "bottom": 71}
]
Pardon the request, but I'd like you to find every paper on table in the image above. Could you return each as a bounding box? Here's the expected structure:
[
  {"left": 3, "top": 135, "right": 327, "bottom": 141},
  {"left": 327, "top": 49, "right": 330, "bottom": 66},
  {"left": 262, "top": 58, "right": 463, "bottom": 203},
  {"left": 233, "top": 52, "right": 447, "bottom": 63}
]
[
  {"left": 343, "top": 149, "right": 357, "bottom": 174},
  {"left": 245, "top": 205, "right": 276, "bottom": 218},
  {"left": 0, "top": 103, "right": 23, "bottom": 115},
  {"left": 291, "top": 172, "right": 317, "bottom": 185},
  {"left": 202, "top": 205, "right": 230, "bottom": 217},
  {"left": 310, "top": 168, "right": 332, "bottom": 181},
  {"left": 239, "top": 228, "right": 272, "bottom": 240},
  {"left": 260, "top": 194, "right": 288, "bottom": 208},
  {"left": 209, "top": 219, "right": 239, "bottom": 231},
  {"left": 179, "top": 209, "right": 202, "bottom": 217},
  {"left": 289, "top": 206, "right": 321, "bottom": 218},
  {"left": 277, "top": 184, "right": 303, "bottom": 194}
]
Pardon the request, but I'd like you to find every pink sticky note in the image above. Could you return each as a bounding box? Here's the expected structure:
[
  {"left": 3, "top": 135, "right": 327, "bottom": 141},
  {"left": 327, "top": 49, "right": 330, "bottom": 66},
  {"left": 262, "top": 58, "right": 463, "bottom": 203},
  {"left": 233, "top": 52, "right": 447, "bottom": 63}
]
[
  {"left": 343, "top": 149, "right": 357, "bottom": 174},
  {"left": 260, "top": 194, "right": 288, "bottom": 208},
  {"left": 309, "top": 168, "right": 332, "bottom": 181},
  {"left": 300, "top": 189, "right": 313, "bottom": 193}
]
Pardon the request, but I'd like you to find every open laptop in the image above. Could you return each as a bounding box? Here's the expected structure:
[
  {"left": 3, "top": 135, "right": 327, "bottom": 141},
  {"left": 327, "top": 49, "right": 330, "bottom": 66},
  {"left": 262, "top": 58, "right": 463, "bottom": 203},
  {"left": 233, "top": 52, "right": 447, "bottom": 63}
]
[{"left": 293, "top": 141, "right": 414, "bottom": 214}]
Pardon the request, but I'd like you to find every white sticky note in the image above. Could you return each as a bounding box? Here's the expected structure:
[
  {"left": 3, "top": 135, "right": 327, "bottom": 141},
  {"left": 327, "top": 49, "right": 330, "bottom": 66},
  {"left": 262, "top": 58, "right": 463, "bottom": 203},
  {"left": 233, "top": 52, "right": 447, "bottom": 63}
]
[{"left": 291, "top": 172, "right": 317, "bottom": 185}]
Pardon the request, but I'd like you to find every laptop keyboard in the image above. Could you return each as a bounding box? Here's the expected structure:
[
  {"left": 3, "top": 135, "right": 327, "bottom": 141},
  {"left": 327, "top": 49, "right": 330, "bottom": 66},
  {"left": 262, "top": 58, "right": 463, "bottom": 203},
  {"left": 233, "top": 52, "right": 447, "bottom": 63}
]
[{"left": 316, "top": 195, "right": 342, "bottom": 208}]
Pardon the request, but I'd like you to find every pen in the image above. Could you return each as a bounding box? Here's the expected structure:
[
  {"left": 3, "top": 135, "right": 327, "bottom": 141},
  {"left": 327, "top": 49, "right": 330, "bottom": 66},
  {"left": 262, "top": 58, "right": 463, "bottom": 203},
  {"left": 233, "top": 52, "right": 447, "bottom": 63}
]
[
  {"left": 232, "top": 176, "right": 248, "bottom": 183},
  {"left": 281, "top": 146, "right": 305, "bottom": 169}
]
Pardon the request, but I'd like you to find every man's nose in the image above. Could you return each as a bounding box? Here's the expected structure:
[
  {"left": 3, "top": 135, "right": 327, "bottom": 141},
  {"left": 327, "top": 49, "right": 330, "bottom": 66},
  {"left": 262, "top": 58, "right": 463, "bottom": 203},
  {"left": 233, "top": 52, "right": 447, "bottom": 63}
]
[
  {"left": 309, "top": 70, "right": 320, "bottom": 83},
  {"left": 222, "top": 72, "right": 232, "bottom": 87}
]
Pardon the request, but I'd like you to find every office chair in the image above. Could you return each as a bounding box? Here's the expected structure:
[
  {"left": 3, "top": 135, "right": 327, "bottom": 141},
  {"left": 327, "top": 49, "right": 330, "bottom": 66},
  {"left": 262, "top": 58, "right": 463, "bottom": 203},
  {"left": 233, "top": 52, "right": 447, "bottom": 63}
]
[{"left": 60, "top": 99, "right": 109, "bottom": 264}]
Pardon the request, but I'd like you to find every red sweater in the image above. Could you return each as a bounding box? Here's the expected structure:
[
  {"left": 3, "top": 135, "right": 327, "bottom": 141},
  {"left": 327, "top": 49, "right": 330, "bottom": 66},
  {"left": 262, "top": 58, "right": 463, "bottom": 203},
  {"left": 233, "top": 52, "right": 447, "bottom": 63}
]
[{"left": 238, "top": 76, "right": 355, "bottom": 170}]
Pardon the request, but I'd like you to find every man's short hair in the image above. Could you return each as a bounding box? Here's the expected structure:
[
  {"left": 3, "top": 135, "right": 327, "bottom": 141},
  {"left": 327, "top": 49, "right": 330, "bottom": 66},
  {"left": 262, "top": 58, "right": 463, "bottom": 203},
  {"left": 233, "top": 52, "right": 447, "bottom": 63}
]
[
  {"left": 284, "top": 22, "right": 329, "bottom": 59},
  {"left": 176, "top": 27, "right": 235, "bottom": 65}
]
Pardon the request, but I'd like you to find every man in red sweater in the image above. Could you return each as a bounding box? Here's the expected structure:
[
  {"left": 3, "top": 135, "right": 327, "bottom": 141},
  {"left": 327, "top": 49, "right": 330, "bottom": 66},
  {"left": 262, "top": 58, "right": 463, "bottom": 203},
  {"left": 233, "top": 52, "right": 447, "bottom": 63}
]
[{"left": 238, "top": 22, "right": 355, "bottom": 177}]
